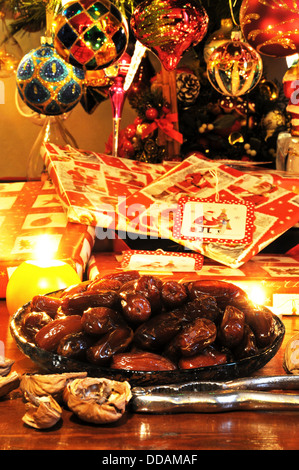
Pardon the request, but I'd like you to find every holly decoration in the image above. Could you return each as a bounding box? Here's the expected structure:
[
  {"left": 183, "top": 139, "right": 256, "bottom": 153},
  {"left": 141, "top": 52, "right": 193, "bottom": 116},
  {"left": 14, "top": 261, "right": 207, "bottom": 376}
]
[{"left": 106, "top": 87, "right": 169, "bottom": 162}]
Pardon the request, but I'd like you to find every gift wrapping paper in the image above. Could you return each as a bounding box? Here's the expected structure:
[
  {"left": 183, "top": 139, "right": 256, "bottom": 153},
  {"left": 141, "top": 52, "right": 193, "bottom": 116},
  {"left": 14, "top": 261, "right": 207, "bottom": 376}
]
[
  {"left": 121, "top": 154, "right": 299, "bottom": 267},
  {"left": 41, "top": 142, "right": 176, "bottom": 226},
  {"left": 42, "top": 143, "right": 299, "bottom": 268},
  {"left": 0, "top": 180, "right": 95, "bottom": 298}
]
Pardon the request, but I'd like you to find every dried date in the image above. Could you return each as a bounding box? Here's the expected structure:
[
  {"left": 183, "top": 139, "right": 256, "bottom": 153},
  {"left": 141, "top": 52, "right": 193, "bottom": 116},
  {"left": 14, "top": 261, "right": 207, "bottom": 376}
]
[
  {"left": 188, "top": 280, "right": 248, "bottom": 310},
  {"left": 179, "top": 345, "right": 228, "bottom": 369},
  {"left": 121, "top": 293, "right": 152, "bottom": 324},
  {"left": 86, "top": 326, "right": 133, "bottom": 365},
  {"left": 111, "top": 351, "right": 177, "bottom": 371},
  {"left": 97, "top": 270, "right": 140, "bottom": 285},
  {"left": 218, "top": 305, "right": 245, "bottom": 348},
  {"left": 57, "top": 332, "right": 94, "bottom": 360},
  {"left": 81, "top": 307, "right": 124, "bottom": 336},
  {"left": 233, "top": 324, "right": 258, "bottom": 359},
  {"left": 161, "top": 280, "right": 188, "bottom": 309},
  {"left": 30, "top": 295, "right": 62, "bottom": 318},
  {"left": 182, "top": 296, "right": 221, "bottom": 323},
  {"left": 88, "top": 278, "right": 122, "bottom": 292},
  {"left": 60, "top": 291, "right": 121, "bottom": 315},
  {"left": 244, "top": 306, "right": 276, "bottom": 348},
  {"left": 21, "top": 311, "right": 53, "bottom": 341},
  {"left": 133, "top": 309, "right": 188, "bottom": 351},
  {"left": 60, "top": 280, "right": 90, "bottom": 298},
  {"left": 166, "top": 317, "right": 217, "bottom": 358},
  {"left": 35, "top": 315, "right": 82, "bottom": 352},
  {"left": 133, "top": 275, "right": 163, "bottom": 312}
]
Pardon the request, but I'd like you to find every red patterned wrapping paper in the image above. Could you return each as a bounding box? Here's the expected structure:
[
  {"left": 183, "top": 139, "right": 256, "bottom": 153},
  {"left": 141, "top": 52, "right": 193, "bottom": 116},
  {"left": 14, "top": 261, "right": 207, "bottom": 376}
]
[
  {"left": 121, "top": 154, "right": 299, "bottom": 268},
  {"left": 88, "top": 251, "right": 299, "bottom": 315},
  {"left": 41, "top": 142, "right": 176, "bottom": 226},
  {"left": 0, "top": 181, "right": 95, "bottom": 298}
]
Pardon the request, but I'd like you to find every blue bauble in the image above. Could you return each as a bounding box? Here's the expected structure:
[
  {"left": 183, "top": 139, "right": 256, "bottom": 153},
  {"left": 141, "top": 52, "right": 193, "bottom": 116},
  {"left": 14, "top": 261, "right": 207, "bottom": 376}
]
[{"left": 16, "top": 43, "right": 85, "bottom": 115}]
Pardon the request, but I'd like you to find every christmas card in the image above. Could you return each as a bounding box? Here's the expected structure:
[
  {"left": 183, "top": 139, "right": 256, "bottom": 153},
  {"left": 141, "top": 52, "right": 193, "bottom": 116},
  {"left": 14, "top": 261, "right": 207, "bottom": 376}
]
[{"left": 0, "top": 181, "right": 95, "bottom": 298}]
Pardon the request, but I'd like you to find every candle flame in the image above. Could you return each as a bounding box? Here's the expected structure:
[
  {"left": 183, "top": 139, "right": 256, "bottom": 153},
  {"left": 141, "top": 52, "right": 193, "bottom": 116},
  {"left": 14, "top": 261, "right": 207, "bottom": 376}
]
[{"left": 34, "top": 235, "right": 57, "bottom": 265}]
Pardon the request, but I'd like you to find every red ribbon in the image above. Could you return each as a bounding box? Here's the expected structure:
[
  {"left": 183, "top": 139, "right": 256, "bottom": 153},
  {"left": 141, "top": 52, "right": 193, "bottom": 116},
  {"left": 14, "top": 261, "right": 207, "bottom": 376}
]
[{"left": 142, "top": 112, "right": 183, "bottom": 144}]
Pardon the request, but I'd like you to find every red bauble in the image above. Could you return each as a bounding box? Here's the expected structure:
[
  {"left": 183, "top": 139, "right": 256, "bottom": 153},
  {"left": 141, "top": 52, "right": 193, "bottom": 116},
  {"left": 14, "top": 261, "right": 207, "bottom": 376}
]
[
  {"left": 120, "top": 139, "right": 135, "bottom": 158},
  {"left": 240, "top": 0, "right": 299, "bottom": 57},
  {"left": 125, "top": 124, "right": 137, "bottom": 140},
  {"left": 145, "top": 107, "right": 159, "bottom": 120},
  {"left": 131, "top": 0, "right": 208, "bottom": 71}
]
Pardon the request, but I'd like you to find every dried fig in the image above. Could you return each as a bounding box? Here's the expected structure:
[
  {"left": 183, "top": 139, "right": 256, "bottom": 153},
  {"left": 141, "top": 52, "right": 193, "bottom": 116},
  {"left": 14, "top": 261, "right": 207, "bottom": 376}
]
[
  {"left": 63, "top": 377, "right": 132, "bottom": 424},
  {"left": 20, "top": 372, "right": 87, "bottom": 401},
  {"left": 283, "top": 333, "right": 299, "bottom": 374},
  {"left": 22, "top": 392, "right": 62, "bottom": 429},
  {"left": 0, "top": 357, "right": 14, "bottom": 376},
  {"left": 0, "top": 372, "right": 20, "bottom": 398}
]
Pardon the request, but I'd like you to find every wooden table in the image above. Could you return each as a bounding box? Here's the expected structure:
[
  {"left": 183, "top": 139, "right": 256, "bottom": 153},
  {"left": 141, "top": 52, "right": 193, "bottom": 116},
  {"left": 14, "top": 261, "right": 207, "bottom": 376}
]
[{"left": 1, "top": 300, "right": 299, "bottom": 451}]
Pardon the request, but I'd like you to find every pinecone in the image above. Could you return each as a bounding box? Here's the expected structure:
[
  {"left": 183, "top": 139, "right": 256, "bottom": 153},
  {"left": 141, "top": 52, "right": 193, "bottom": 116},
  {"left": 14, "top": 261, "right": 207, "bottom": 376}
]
[{"left": 176, "top": 72, "right": 201, "bottom": 105}]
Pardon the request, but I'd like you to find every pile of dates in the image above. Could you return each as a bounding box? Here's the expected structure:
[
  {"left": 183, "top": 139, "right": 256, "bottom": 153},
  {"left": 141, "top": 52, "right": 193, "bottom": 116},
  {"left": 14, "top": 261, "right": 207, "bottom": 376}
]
[{"left": 20, "top": 271, "right": 278, "bottom": 371}]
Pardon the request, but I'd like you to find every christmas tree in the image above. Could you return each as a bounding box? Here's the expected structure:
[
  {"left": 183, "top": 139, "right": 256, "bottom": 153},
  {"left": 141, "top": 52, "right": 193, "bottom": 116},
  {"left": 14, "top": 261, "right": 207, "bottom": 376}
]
[{"left": 1, "top": 0, "right": 290, "bottom": 165}]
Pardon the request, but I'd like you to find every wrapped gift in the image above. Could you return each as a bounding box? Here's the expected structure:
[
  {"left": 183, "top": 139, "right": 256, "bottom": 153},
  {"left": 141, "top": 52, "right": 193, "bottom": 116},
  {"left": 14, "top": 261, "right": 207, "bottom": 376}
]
[
  {"left": 200, "top": 157, "right": 299, "bottom": 195},
  {"left": 88, "top": 250, "right": 299, "bottom": 315},
  {"left": 41, "top": 143, "right": 176, "bottom": 226},
  {"left": 0, "top": 181, "right": 95, "bottom": 298},
  {"left": 121, "top": 154, "right": 299, "bottom": 268}
]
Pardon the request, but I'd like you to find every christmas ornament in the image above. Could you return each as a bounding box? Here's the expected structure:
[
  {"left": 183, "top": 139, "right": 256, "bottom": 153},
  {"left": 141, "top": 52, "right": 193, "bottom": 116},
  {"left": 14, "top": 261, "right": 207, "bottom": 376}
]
[
  {"left": 261, "top": 109, "right": 286, "bottom": 140},
  {"left": 109, "top": 52, "right": 132, "bottom": 156},
  {"left": 80, "top": 65, "right": 118, "bottom": 113},
  {"left": 130, "top": 0, "right": 209, "bottom": 72},
  {"left": 207, "top": 31, "right": 263, "bottom": 97},
  {"left": 258, "top": 78, "right": 279, "bottom": 102},
  {"left": 53, "top": 0, "right": 128, "bottom": 71},
  {"left": 16, "top": 41, "right": 85, "bottom": 115},
  {"left": 176, "top": 70, "right": 200, "bottom": 105},
  {"left": 203, "top": 18, "right": 234, "bottom": 63},
  {"left": 240, "top": 0, "right": 299, "bottom": 57},
  {"left": 0, "top": 51, "right": 20, "bottom": 78}
]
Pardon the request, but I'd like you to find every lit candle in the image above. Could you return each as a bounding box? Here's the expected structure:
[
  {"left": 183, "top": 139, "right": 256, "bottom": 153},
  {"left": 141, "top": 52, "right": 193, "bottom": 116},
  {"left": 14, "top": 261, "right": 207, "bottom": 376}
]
[{"left": 6, "top": 235, "right": 81, "bottom": 315}]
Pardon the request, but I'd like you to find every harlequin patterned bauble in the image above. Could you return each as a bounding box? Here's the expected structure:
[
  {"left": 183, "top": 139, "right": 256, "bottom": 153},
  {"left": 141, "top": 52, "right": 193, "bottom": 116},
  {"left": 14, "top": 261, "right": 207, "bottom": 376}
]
[
  {"left": 131, "top": 0, "right": 209, "bottom": 72},
  {"left": 53, "top": 0, "right": 128, "bottom": 71},
  {"left": 240, "top": 0, "right": 299, "bottom": 57},
  {"left": 207, "top": 32, "right": 263, "bottom": 97},
  {"left": 16, "top": 43, "right": 85, "bottom": 115}
]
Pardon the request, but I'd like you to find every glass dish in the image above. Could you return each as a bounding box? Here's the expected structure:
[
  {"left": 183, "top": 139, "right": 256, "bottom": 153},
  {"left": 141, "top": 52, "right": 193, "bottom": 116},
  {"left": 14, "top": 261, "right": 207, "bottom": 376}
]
[{"left": 10, "top": 292, "right": 285, "bottom": 386}]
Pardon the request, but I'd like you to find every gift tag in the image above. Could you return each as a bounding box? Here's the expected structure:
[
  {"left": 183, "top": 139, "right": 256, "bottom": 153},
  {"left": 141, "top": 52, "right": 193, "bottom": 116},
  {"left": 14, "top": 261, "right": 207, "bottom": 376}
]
[
  {"left": 121, "top": 250, "right": 204, "bottom": 272},
  {"left": 173, "top": 196, "right": 255, "bottom": 245}
]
